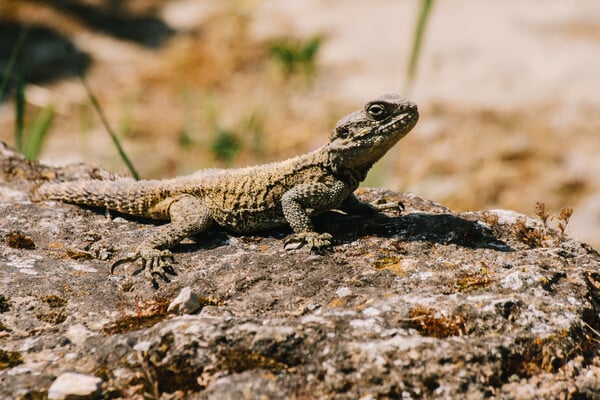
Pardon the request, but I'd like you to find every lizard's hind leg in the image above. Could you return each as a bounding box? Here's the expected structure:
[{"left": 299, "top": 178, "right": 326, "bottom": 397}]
[{"left": 111, "top": 194, "right": 213, "bottom": 287}]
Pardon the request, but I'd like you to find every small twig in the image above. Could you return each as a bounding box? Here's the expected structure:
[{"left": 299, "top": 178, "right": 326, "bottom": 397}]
[{"left": 581, "top": 320, "right": 600, "bottom": 343}]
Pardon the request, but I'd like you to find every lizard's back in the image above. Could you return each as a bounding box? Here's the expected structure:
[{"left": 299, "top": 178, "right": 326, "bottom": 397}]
[
  {"left": 36, "top": 147, "right": 336, "bottom": 232},
  {"left": 177, "top": 149, "right": 336, "bottom": 232}
]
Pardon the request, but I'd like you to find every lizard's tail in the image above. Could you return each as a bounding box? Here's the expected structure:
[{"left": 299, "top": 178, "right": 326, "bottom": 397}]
[{"left": 35, "top": 179, "right": 169, "bottom": 219}]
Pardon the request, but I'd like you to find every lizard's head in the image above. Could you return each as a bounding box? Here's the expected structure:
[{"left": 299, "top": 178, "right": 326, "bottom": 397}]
[{"left": 328, "top": 93, "right": 418, "bottom": 179}]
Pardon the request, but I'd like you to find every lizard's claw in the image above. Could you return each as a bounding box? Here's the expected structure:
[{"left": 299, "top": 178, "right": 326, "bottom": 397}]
[
  {"left": 285, "top": 232, "right": 333, "bottom": 251},
  {"left": 111, "top": 248, "right": 176, "bottom": 288}
]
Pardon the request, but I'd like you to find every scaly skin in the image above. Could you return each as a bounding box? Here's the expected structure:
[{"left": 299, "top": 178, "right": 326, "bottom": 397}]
[{"left": 36, "top": 93, "right": 419, "bottom": 286}]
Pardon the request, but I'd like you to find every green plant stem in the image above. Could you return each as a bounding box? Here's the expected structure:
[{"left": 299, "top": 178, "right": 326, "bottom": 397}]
[
  {"left": 406, "top": 0, "right": 435, "bottom": 90},
  {"left": 0, "top": 28, "right": 28, "bottom": 101},
  {"left": 79, "top": 76, "right": 140, "bottom": 180},
  {"left": 15, "top": 67, "right": 25, "bottom": 152},
  {"left": 23, "top": 105, "right": 54, "bottom": 160}
]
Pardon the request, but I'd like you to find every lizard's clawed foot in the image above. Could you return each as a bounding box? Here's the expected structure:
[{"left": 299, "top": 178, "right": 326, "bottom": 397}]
[
  {"left": 111, "top": 248, "right": 176, "bottom": 288},
  {"left": 284, "top": 232, "right": 333, "bottom": 251},
  {"left": 370, "top": 198, "right": 404, "bottom": 212}
]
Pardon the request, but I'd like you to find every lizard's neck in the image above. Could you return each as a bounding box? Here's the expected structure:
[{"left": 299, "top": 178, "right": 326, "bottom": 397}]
[
  {"left": 322, "top": 144, "right": 371, "bottom": 189},
  {"left": 332, "top": 164, "right": 370, "bottom": 189}
]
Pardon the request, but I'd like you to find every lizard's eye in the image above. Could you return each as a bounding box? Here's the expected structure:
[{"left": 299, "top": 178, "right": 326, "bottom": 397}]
[{"left": 366, "top": 103, "right": 388, "bottom": 119}]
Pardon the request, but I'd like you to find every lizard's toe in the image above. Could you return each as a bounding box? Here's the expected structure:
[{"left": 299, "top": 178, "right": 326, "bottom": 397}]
[
  {"left": 141, "top": 249, "right": 177, "bottom": 286},
  {"left": 285, "top": 232, "right": 333, "bottom": 251},
  {"left": 370, "top": 198, "right": 404, "bottom": 212},
  {"left": 306, "top": 232, "right": 333, "bottom": 250},
  {"left": 112, "top": 248, "right": 177, "bottom": 288},
  {"left": 110, "top": 252, "right": 140, "bottom": 275},
  {"left": 284, "top": 236, "right": 305, "bottom": 250}
]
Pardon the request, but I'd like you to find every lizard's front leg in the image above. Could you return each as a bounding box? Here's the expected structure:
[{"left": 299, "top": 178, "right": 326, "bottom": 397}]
[
  {"left": 112, "top": 194, "right": 212, "bottom": 287},
  {"left": 339, "top": 192, "right": 402, "bottom": 214},
  {"left": 281, "top": 180, "right": 348, "bottom": 250},
  {"left": 339, "top": 192, "right": 379, "bottom": 214}
]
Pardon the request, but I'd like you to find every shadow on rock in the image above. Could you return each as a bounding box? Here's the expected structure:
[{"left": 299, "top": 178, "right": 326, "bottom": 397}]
[{"left": 320, "top": 211, "right": 513, "bottom": 251}]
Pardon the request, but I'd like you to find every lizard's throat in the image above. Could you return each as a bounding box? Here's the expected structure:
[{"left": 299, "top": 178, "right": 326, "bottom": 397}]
[
  {"left": 328, "top": 136, "right": 402, "bottom": 187},
  {"left": 332, "top": 165, "right": 371, "bottom": 188},
  {"left": 329, "top": 150, "right": 378, "bottom": 187}
]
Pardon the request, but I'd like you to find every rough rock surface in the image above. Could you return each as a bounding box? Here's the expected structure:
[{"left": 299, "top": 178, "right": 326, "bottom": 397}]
[{"left": 1, "top": 141, "right": 599, "bottom": 399}]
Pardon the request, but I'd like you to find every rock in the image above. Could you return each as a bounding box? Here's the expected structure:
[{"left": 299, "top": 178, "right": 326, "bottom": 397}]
[
  {"left": 167, "top": 286, "right": 201, "bottom": 314},
  {"left": 1, "top": 141, "right": 600, "bottom": 399},
  {"left": 47, "top": 372, "right": 102, "bottom": 400}
]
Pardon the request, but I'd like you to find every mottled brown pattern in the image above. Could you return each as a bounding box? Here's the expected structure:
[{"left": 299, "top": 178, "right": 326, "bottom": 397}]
[{"left": 36, "top": 94, "right": 419, "bottom": 285}]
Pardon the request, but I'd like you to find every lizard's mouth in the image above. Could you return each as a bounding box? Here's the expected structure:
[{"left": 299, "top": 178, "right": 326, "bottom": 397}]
[{"left": 376, "top": 109, "right": 419, "bottom": 137}]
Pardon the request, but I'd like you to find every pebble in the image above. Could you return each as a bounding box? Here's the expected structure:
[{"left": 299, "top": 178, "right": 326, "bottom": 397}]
[
  {"left": 47, "top": 372, "right": 102, "bottom": 400},
  {"left": 167, "top": 286, "right": 201, "bottom": 314}
]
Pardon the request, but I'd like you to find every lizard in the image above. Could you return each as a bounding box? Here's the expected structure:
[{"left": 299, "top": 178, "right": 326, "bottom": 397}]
[{"left": 35, "top": 93, "right": 419, "bottom": 286}]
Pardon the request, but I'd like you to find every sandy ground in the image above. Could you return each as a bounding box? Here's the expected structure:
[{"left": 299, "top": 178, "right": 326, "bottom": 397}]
[{"left": 1, "top": 0, "right": 599, "bottom": 248}]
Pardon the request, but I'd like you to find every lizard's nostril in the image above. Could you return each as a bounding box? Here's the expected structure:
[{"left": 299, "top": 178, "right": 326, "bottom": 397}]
[{"left": 403, "top": 102, "right": 417, "bottom": 112}]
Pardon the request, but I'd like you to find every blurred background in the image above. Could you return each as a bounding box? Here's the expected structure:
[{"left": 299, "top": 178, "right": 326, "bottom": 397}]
[{"left": 1, "top": 0, "right": 599, "bottom": 249}]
